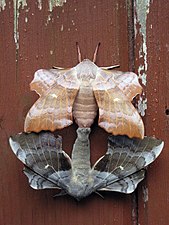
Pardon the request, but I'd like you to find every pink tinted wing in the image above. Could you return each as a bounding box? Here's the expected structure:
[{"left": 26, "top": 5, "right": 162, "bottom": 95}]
[
  {"left": 30, "top": 68, "right": 70, "bottom": 96},
  {"left": 24, "top": 68, "right": 80, "bottom": 133},
  {"left": 92, "top": 69, "right": 144, "bottom": 139}
]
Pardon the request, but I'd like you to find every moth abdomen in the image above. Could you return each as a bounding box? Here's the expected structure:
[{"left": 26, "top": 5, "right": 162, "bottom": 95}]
[{"left": 73, "top": 85, "right": 98, "bottom": 127}]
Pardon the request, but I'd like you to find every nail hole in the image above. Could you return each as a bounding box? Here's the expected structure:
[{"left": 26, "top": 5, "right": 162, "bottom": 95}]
[{"left": 165, "top": 109, "right": 169, "bottom": 115}]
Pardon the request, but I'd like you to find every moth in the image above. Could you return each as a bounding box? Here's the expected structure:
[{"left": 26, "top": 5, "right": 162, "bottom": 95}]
[
  {"left": 9, "top": 128, "right": 163, "bottom": 200},
  {"left": 24, "top": 44, "right": 144, "bottom": 139}
]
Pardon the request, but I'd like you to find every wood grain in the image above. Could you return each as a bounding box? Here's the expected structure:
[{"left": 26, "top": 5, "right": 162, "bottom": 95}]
[
  {"left": 0, "top": 1, "right": 133, "bottom": 225},
  {"left": 134, "top": 1, "right": 169, "bottom": 225}
]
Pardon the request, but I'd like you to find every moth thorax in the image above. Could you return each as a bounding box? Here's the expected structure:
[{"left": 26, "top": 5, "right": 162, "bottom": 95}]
[{"left": 72, "top": 85, "right": 98, "bottom": 127}]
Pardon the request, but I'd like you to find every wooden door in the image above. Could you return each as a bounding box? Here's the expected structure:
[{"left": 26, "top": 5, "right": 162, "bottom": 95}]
[{"left": 0, "top": 1, "right": 168, "bottom": 224}]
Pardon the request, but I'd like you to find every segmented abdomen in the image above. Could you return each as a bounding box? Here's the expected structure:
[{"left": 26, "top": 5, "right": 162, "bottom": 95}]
[{"left": 73, "top": 84, "right": 98, "bottom": 127}]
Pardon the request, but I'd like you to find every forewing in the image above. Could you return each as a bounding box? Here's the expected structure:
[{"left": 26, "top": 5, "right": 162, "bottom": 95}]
[
  {"left": 24, "top": 68, "right": 80, "bottom": 132},
  {"left": 92, "top": 69, "right": 144, "bottom": 139},
  {"left": 30, "top": 68, "right": 71, "bottom": 96},
  {"left": 9, "top": 132, "right": 72, "bottom": 190},
  {"left": 91, "top": 135, "right": 164, "bottom": 193},
  {"left": 110, "top": 70, "right": 142, "bottom": 101}
]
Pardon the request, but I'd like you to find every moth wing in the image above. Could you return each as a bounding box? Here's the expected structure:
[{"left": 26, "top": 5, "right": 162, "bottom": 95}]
[
  {"left": 30, "top": 68, "right": 70, "bottom": 96},
  {"left": 24, "top": 68, "right": 80, "bottom": 132},
  {"left": 23, "top": 167, "right": 60, "bottom": 189},
  {"left": 92, "top": 69, "right": 144, "bottom": 139},
  {"left": 91, "top": 135, "right": 164, "bottom": 193},
  {"left": 9, "top": 132, "right": 72, "bottom": 190},
  {"left": 102, "top": 70, "right": 142, "bottom": 101},
  {"left": 100, "top": 170, "right": 145, "bottom": 193}
]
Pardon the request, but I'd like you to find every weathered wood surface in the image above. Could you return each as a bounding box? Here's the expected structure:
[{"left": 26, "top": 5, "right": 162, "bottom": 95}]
[
  {"left": 0, "top": 1, "right": 133, "bottom": 225},
  {"left": 1, "top": 0, "right": 168, "bottom": 224},
  {"left": 134, "top": 1, "right": 169, "bottom": 225}
]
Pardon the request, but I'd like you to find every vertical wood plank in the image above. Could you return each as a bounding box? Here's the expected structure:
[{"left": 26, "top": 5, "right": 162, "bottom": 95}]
[
  {"left": 0, "top": 1, "right": 136, "bottom": 225},
  {"left": 134, "top": 1, "right": 169, "bottom": 224}
]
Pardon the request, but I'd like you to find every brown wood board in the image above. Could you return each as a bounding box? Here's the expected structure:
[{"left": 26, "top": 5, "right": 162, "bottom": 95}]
[
  {"left": 0, "top": 1, "right": 133, "bottom": 225},
  {"left": 134, "top": 1, "right": 169, "bottom": 225}
]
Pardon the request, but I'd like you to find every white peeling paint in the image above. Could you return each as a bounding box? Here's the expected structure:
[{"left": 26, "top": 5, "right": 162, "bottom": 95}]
[
  {"left": 45, "top": 14, "right": 52, "bottom": 26},
  {"left": 25, "top": 16, "right": 28, "bottom": 23},
  {"left": 60, "top": 24, "right": 64, "bottom": 31},
  {"left": 134, "top": 0, "right": 152, "bottom": 116},
  {"left": 138, "top": 96, "right": 147, "bottom": 116},
  {"left": 48, "top": 0, "right": 67, "bottom": 12},
  {"left": 37, "top": 0, "right": 42, "bottom": 10},
  {"left": 13, "top": 0, "right": 27, "bottom": 49},
  {"left": 134, "top": 0, "right": 151, "bottom": 85},
  {"left": 0, "top": 0, "right": 6, "bottom": 11}
]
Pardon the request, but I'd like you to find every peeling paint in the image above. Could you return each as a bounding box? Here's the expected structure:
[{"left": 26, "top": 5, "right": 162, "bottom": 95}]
[
  {"left": 37, "top": 0, "right": 42, "bottom": 10},
  {"left": 60, "top": 24, "right": 64, "bottom": 31},
  {"left": 45, "top": 14, "right": 53, "bottom": 26},
  {"left": 0, "top": 0, "right": 6, "bottom": 11},
  {"left": 134, "top": 0, "right": 151, "bottom": 85},
  {"left": 48, "top": 0, "right": 67, "bottom": 11},
  {"left": 138, "top": 96, "right": 147, "bottom": 116},
  {"left": 142, "top": 186, "right": 149, "bottom": 203},
  {"left": 135, "top": 0, "right": 152, "bottom": 116},
  {"left": 25, "top": 16, "right": 28, "bottom": 23},
  {"left": 13, "top": 0, "right": 27, "bottom": 49}
]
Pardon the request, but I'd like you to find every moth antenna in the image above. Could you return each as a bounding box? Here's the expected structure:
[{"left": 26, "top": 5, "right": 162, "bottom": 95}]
[
  {"left": 101, "top": 64, "right": 120, "bottom": 70},
  {"left": 76, "top": 42, "right": 82, "bottom": 62},
  {"left": 95, "top": 191, "right": 104, "bottom": 199},
  {"left": 93, "top": 42, "right": 101, "bottom": 63}
]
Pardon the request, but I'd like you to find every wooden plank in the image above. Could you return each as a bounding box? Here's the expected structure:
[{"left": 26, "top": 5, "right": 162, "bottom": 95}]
[
  {"left": 0, "top": 1, "right": 134, "bottom": 224},
  {"left": 134, "top": 1, "right": 169, "bottom": 224}
]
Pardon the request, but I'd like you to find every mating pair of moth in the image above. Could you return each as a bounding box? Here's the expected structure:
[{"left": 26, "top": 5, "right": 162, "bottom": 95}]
[{"left": 9, "top": 45, "right": 164, "bottom": 200}]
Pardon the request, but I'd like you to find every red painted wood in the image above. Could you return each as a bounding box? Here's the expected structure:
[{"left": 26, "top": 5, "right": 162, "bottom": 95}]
[
  {"left": 0, "top": 1, "right": 135, "bottom": 225},
  {"left": 134, "top": 1, "right": 169, "bottom": 225}
]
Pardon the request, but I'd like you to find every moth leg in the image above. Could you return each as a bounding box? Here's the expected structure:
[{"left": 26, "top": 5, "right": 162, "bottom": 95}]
[
  {"left": 93, "top": 42, "right": 101, "bottom": 63},
  {"left": 95, "top": 191, "right": 104, "bottom": 199},
  {"left": 101, "top": 64, "right": 120, "bottom": 70},
  {"left": 53, "top": 190, "right": 67, "bottom": 198}
]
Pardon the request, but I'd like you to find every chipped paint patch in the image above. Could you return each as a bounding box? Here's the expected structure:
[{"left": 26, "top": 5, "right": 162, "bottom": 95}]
[
  {"left": 0, "top": 0, "right": 6, "bottom": 11},
  {"left": 50, "top": 50, "right": 53, "bottom": 55},
  {"left": 37, "top": 0, "right": 42, "bottom": 10},
  {"left": 13, "top": 0, "right": 27, "bottom": 49},
  {"left": 142, "top": 186, "right": 148, "bottom": 203},
  {"left": 25, "top": 16, "right": 28, "bottom": 23},
  {"left": 48, "top": 0, "right": 67, "bottom": 12},
  {"left": 134, "top": 0, "right": 151, "bottom": 85},
  {"left": 45, "top": 13, "right": 53, "bottom": 26},
  {"left": 138, "top": 96, "right": 147, "bottom": 116},
  {"left": 60, "top": 24, "right": 64, "bottom": 31},
  {"left": 135, "top": 0, "right": 152, "bottom": 116}
]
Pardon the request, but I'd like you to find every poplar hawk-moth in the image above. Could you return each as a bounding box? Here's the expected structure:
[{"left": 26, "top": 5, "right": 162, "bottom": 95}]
[
  {"left": 9, "top": 128, "right": 163, "bottom": 200},
  {"left": 24, "top": 47, "right": 144, "bottom": 139}
]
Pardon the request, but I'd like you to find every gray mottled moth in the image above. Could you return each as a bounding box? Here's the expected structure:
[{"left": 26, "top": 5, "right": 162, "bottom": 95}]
[{"left": 9, "top": 128, "right": 163, "bottom": 200}]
